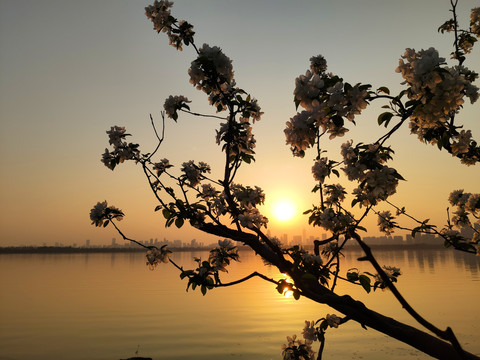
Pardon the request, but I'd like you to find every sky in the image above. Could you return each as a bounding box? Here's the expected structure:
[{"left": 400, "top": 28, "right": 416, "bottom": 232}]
[{"left": 0, "top": 0, "right": 479, "bottom": 247}]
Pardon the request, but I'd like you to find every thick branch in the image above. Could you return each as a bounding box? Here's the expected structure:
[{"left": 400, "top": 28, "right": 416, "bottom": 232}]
[{"left": 198, "top": 222, "right": 478, "bottom": 360}]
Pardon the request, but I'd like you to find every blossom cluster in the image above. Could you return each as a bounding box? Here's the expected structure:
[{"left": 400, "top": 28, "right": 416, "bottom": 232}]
[
  {"left": 163, "top": 95, "right": 190, "bottom": 120},
  {"left": 301, "top": 252, "right": 323, "bottom": 267},
  {"left": 198, "top": 184, "right": 228, "bottom": 217},
  {"left": 282, "top": 314, "right": 342, "bottom": 360},
  {"left": 145, "top": 1, "right": 195, "bottom": 50},
  {"left": 396, "top": 48, "right": 479, "bottom": 163},
  {"left": 373, "top": 266, "right": 401, "bottom": 290},
  {"left": 377, "top": 210, "right": 396, "bottom": 235},
  {"left": 230, "top": 184, "right": 265, "bottom": 207},
  {"left": 101, "top": 126, "right": 140, "bottom": 170},
  {"left": 341, "top": 141, "right": 401, "bottom": 206},
  {"left": 311, "top": 157, "right": 329, "bottom": 183},
  {"left": 285, "top": 55, "right": 370, "bottom": 157},
  {"left": 146, "top": 246, "right": 172, "bottom": 270},
  {"left": 301, "top": 320, "right": 317, "bottom": 342},
  {"left": 237, "top": 205, "right": 268, "bottom": 229},
  {"left": 472, "top": 8, "right": 480, "bottom": 36},
  {"left": 216, "top": 119, "right": 256, "bottom": 158},
  {"left": 323, "top": 184, "right": 346, "bottom": 206},
  {"left": 89, "top": 201, "right": 124, "bottom": 227},
  {"left": 281, "top": 334, "right": 315, "bottom": 360},
  {"left": 197, "top": 183, "right": 268, "bottom": 229},
  {"left": 153, "top": 158, "right": 172, "bottom": 176},
  {"left": 189, "top": 43, "right": 234, "bottom": 97},
  {"left": 324, "top": 314, "right": 341, "bottom": 328},
  {"left": 229, "top": 185, "right": 267, "bottom": 229},
  {"left": 145, "top": 1, "right": 174, "bottom": 33},
  {"left": 180, "top": 160, "right": 211, "bottom": 187},
  {"left": 306, "top": 207, "right": 354, "bottom": 233},
  {"left": 208, "top": 239, "right": 239, "bottom": 272},
  {"left": 448, "top": 190, "right": 480, "bottom": 229}
]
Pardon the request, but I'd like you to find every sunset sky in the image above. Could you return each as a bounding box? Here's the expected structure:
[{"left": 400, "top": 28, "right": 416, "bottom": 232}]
[{"left": 1, "top": 0, "right": 479, "bottom": 247}]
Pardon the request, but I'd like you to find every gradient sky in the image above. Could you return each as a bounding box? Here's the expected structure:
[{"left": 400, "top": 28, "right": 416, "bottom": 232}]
[{"left": 1, "top": 0, "right": 479, "bottom": 247}]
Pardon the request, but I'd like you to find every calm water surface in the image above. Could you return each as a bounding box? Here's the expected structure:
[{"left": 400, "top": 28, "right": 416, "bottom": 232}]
[{"left": 0, "top": 248, "right": 479, "bottom": 360}]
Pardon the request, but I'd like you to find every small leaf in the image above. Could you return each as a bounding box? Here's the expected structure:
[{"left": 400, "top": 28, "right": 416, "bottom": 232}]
[
  {"left": 347, "top": 271, "right": 359, "bottom": 282},
  {"left": 359, "top": 275, "right": 371, "bottom": 293},
  {"left": 377, "top": 112, "right": 393, "bottom": 126},
  {"left": 377, "top": 86, "right": 390, "bottom": 95},
  {"left": 162, "top": 209, "right": 171, "bottom": 219}
]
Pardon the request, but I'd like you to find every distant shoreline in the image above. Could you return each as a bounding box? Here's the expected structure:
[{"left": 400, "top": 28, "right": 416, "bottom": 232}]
[{"left": 0, "top": 243, "right": 444, "bottom": 254}]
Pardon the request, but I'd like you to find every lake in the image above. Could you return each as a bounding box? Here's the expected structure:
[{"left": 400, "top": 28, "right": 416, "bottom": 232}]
[{"left": 0, "top": 248, "right": 479, "bottom": 360}]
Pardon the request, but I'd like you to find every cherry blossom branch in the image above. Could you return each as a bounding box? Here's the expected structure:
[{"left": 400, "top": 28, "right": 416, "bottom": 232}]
[
  {"left": 350, "top": 231, "right": 468, "bottom": 359},
  {"left": 450, "top": 0, "right": 464, "bottom": 65},
  {"left": 146, "top": 113, "right": 165, "bottom": 161},
  {"left": 212, "top": 271, "right": 278, "bottom": 288},
  {"left": 109, "top": 218, "right": 187, "bottom": 273},
  {"left": 109, "top": 220, "right": 150, "bottom": 249},
  {"left": 180, "top": 108, "right": 227, "bottom": 120},
  {"left": 385, "top": 200, "right": 477, "bottom": 254}
]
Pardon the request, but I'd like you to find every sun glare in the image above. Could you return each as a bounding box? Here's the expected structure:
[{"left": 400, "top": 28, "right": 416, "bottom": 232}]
[{"left": 272, "top": 199, "right": 296, "bottom": 222}]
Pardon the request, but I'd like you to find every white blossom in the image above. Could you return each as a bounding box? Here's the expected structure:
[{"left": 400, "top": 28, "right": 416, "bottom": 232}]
[
  {"left": 189, "top": 43, "right": 234, "bottom": 93},
  {"left": 294, "top": 70, "right": 325, "bottom": 110},
  {"left": 89, "top": 201, "right": 108, "bottom": 225},
  {"left": 472, "top": 7, "right": 480, "bottom": 36},
  {"left": 106, "top": 126, "right": 127, "bottom": 147},
  {"left": 284, "top": 111, "right": 316, "bottom": 157},
  {"left": 311, "top": 157, "right": 329, "bottom": 183},
  {"left": 310, "top": 55, "right": 327, "bottom": 74},
  {"left": 200, "top": 183, "right": 219, "bottom": 200},
  {"left": 153, "top": 158, "right": 171, "bottom": 175},
  {"left": 465, "top": 193, "right": 480, "bottom": 214},
  {"left": 451, "top": 130, "right": 472, "bottom": 156},
  {"left": 301, "top": 252, "right": 323, "bottom": 266},
  {"left": 451, "top": 207, "right": 471, "bottom": 227},
  {"left": 101, "top": 148, "right": 116, "bottom": 170},
  {"left": 448, "top": 189, "right": 471, "bottom": 206},
  {"left": 325, "top": 314, "right": 341, "bottom": 328},
  {"left": 377, "top": 210, "right": 396, "bottom": 235},
  {"left": 281, "top": 334, "right": 315, "bottom": 360},
  {"left": 163, "top": 95, "right": 190, "bottom": 119},
  {"left": 231, "top": 184, "right": 265, "bottom": 207},
  {"left": 396, "top": 48, "right": 479, "bottom": 151},
  {"left": 237, "top": 205, "right": 268, "bottom": 229},
  {"left": 89, "top": 201, "right": 123, "bottom": 227},
  {"left": 181, "top": 160, "right": 210, "bottom": 187},
  {"left": 382, "top": 265, "right": 401, "bottom": 279},
  {"left": 302, "top": 320, "right": 317, "bottom": 341},
  {"left": 313, "top": 208, "right": 354, "bottom": 232},
  {"left": 146, "top": 246, "right": 171, "bottom": 270},
  {"left": 145, "top": 0, "right": 174, "bottom": 33},
  {"left": 323, "top": 184, "right": 346, "bottom": 205}
]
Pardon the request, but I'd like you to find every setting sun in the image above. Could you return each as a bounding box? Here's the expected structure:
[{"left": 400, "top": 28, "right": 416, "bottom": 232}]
[{"left": 272, "top": 199, "right": 297, "bottom": 222}]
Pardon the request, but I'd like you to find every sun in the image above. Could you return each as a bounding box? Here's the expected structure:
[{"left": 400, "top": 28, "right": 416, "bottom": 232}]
[{"left": 272, "top": 199, "right": 297, "bottom": 222}]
